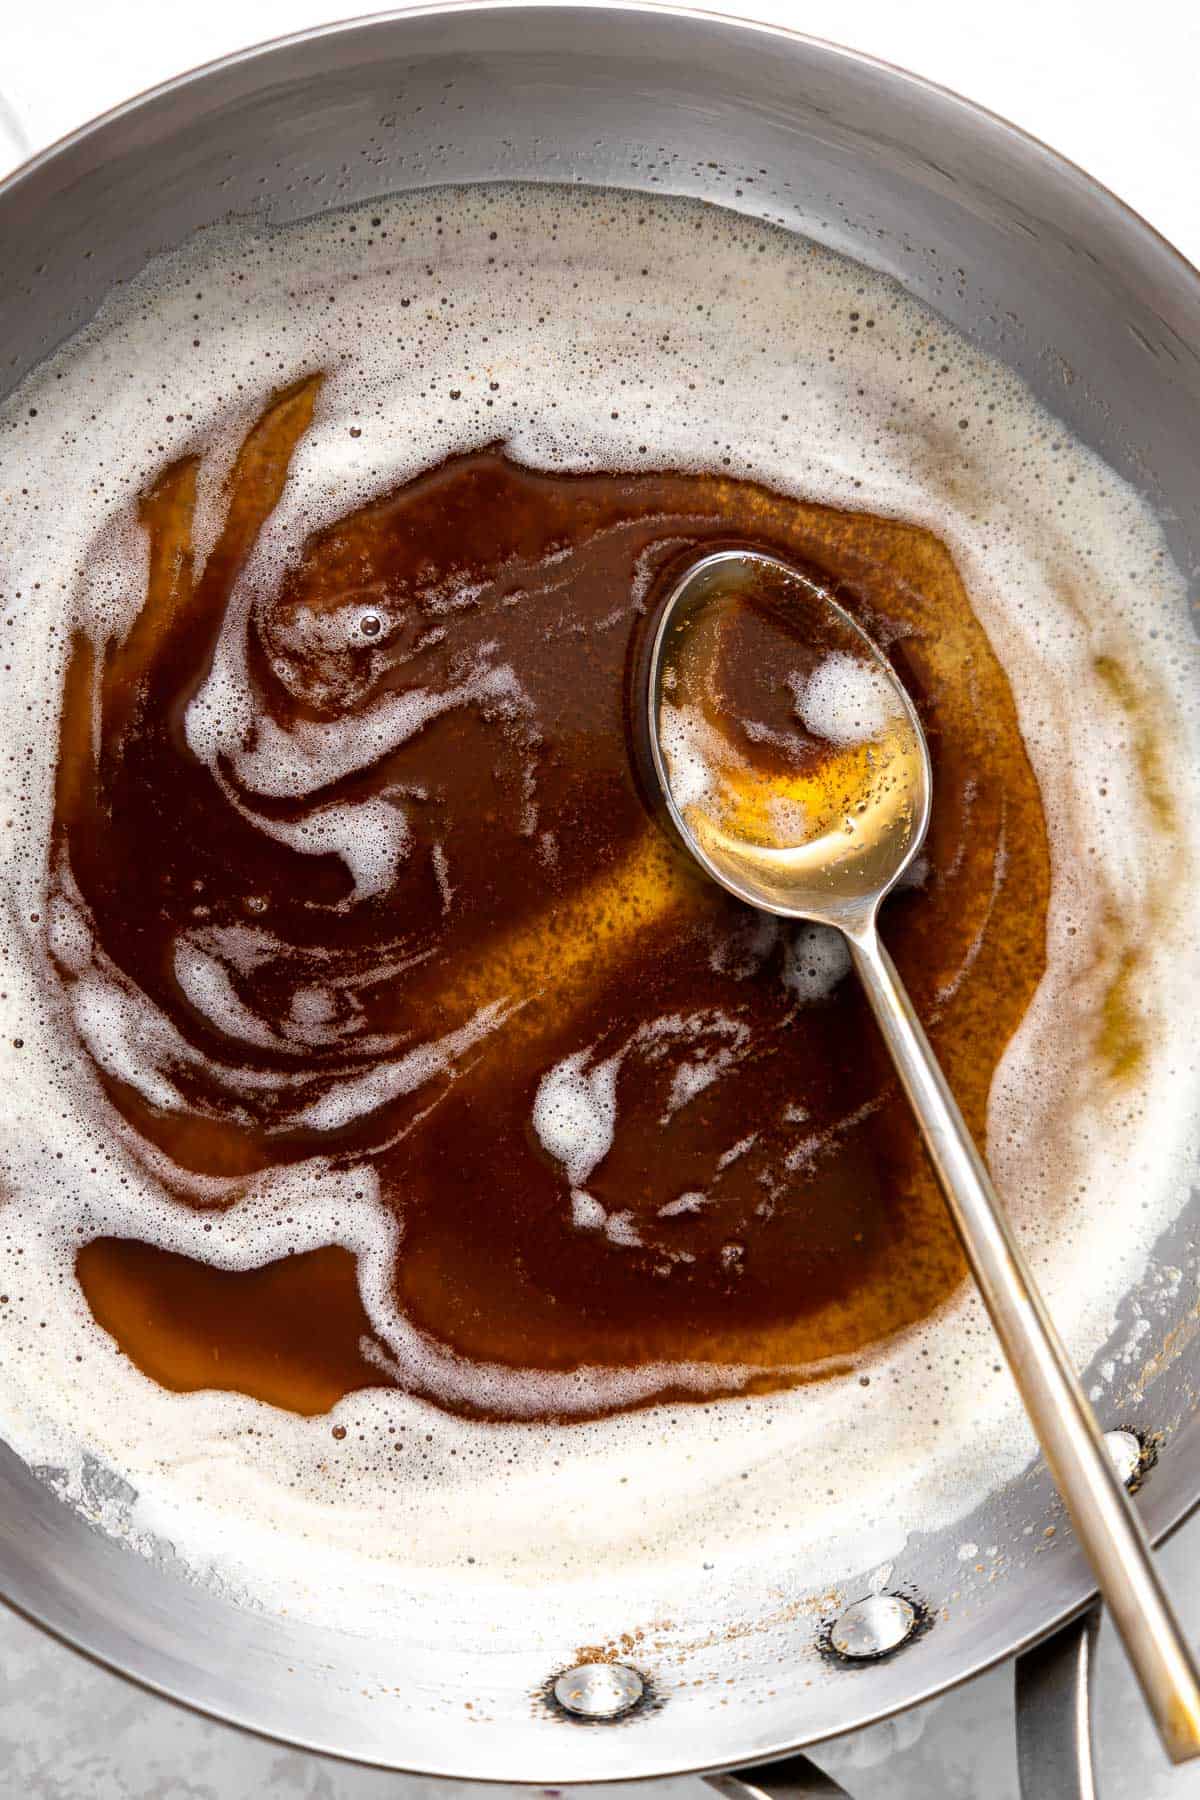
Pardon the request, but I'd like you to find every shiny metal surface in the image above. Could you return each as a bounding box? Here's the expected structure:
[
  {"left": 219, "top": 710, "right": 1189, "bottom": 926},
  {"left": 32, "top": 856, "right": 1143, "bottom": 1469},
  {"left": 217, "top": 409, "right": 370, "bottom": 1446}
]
[
  {"left": 1106, "top": 1429, "right": 1145, "bottom": 1490},
  {"left": 829, "top": 1595, "right": 919, "bottom": 1661},
  {"left": 646, "top": 549, "right": 932, "bottom": 927},
  {"left": 849, "top": 927, "right": 1200, "bottom": 1762},
  {"left": 1016, "top": 1612, "right": 1100, "bottom": 1800},
  {"left": 552, "top": 1663, "right": 645, "bottom": 1718},
  {"left": 707, "top": 1752, "right": 853, "bottom": 1799},
  {"left": 1, "top": 2, "right": 1199, "bottom": 1784}
]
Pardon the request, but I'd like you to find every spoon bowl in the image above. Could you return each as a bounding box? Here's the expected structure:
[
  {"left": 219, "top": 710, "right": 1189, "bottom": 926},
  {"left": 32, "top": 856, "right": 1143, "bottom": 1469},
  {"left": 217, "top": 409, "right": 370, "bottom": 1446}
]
[{"left": 648, "top": 549, "right": 931, "bottom": 927}]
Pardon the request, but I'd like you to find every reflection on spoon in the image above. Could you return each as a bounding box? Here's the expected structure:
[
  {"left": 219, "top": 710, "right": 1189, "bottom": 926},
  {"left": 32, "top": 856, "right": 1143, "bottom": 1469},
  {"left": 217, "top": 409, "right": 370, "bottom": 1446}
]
[{"left": 653, "top": 550, "right": 928, "bottom": 919}]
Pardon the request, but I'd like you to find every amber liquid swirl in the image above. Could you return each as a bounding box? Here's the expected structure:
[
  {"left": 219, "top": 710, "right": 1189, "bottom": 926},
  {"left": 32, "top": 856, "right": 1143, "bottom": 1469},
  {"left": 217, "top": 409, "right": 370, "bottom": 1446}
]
[{"left": 55, "top": 377, "right": 1050, "bottom": 1421}]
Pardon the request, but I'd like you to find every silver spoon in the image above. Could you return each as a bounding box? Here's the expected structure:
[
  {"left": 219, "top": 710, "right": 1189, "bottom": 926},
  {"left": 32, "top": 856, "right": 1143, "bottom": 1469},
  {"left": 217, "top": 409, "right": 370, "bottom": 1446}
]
[{"left": 646, "top": 547, "right": 1200, "bottom": 1764}]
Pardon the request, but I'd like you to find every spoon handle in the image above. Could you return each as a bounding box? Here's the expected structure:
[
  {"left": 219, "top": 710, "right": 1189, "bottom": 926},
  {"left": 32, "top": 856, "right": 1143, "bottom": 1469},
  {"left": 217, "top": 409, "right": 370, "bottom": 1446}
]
[{"left": 846, "top": 917, "right": 1200, "bottom": 1764}]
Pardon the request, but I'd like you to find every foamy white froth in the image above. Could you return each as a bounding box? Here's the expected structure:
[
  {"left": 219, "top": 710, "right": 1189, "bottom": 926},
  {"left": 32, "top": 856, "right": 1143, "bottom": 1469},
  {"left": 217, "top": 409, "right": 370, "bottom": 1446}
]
[
  {"left": 534, "top": 1009, "right": 757, "bottom": 1252},
  {"left": 0, "top": 185, "right": 1197, "bottom": 1645},
  {"left": 792, "top": 652, "right": 905, "bottom": 746}
]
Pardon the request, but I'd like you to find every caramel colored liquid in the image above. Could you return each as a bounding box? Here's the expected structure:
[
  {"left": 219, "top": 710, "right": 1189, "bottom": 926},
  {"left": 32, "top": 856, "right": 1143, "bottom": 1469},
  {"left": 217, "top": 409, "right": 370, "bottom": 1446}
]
[
  {"left": 658, "top": 561, "right": 927, "bottom": 913},
  {"left": 56, "top": 376, "right": 1050, "bottom": 1420}
]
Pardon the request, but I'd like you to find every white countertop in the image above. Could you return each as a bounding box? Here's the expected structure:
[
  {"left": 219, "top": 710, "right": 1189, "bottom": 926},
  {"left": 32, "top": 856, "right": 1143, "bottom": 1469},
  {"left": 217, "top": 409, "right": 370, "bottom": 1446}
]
[{"left": 1, "top": 4, "right": 1198, "bottom": 1796}]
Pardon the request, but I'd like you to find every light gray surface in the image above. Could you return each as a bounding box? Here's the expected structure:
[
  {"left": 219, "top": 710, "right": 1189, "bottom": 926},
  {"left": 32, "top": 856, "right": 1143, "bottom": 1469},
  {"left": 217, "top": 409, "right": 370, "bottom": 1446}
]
[{"left": 4, "top": 1524, "right": 1200, "bottom": 1796}]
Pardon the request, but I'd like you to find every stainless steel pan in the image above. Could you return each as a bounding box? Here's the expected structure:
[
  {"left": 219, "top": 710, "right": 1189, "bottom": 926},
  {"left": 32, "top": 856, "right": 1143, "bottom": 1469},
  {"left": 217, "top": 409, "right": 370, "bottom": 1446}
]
[{"left": 1, "top": 6, "right": 1198, "bottom": 1792}]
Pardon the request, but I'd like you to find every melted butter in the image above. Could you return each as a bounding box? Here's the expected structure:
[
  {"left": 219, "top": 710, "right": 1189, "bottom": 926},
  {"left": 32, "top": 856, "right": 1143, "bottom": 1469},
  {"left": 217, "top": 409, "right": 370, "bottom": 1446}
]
[
  {"left": 1, "top": 179, "right": 1193, "bottom": 1614},
  {"left": 1085, "top": 655, "right": 1176, "bottom": 1086},
  {"left": 55, "top": 380, "right": 1054, "bottom": 1420},
  {"left": 1096, "top": 945, "right": 1146, "bottom": 1085},
  {"left": 656, "top": 557, "right": 927, "bottom": 915},
  {"left": 1093, "top": 653, "right": 1176, "bottom": 835}
]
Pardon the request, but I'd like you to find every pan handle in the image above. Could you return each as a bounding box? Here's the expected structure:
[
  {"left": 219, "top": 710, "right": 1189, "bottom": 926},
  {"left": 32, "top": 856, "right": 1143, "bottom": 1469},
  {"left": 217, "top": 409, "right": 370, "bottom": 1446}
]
[
  {"left": 1015, "top": 1611, "right": 1100, "bottom": 1800},
  {"left": 705, "top": 1752, "right": 853, "bottom": 1800}
]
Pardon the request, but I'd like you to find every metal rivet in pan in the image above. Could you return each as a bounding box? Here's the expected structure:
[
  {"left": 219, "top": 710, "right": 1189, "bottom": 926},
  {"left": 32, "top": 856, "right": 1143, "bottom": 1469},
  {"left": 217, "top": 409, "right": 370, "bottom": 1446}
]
[
  {"left": 1104, "top": 1427, "right": 1143, "bottom": 1489},
  {"left": 829, "top": 1592, "right": 918, "bottom": 1660},
  {"left": 552, "top": 1662, "right": 644, "bottom": 1718}
]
